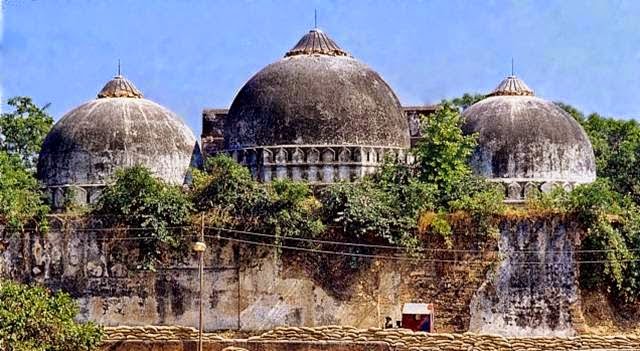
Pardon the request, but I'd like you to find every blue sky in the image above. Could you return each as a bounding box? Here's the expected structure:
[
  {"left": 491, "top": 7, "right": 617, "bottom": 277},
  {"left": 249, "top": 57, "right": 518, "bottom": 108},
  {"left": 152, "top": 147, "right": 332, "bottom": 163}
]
[{"left": 2, "top": 0, "right": 640, "bottom": 135}]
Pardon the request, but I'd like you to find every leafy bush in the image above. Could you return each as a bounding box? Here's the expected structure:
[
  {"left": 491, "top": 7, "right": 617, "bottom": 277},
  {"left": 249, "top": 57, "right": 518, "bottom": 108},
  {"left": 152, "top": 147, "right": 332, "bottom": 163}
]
[
  {"left": 321, "top": 180, "right": 415, "bottom": 246},
  {"left": 446, "top": 176, "right": 505, "bottom": 237},
  {"left": 372, "top": 156, "right": 438, "bottom": 217},
  {"left": 192, "top": 155, "right": 324, "bottom": 239},
  {"left": 0, "top": 151, "right": 49, "bottom": 232},
  {"left": 266, "top": 179, "right": 324, "bottom": 240},
  {"left": 192, "top": 154, "right": 261, "bottom": 214},
  {"left": 528, "top": 180, "right": 640, "bottom": 302},
  {"left": 0, "top": 279, "right": 103, "bottom": 351},
  {"left": 93, "top": 166, "right": 193, "bottom": 269}
]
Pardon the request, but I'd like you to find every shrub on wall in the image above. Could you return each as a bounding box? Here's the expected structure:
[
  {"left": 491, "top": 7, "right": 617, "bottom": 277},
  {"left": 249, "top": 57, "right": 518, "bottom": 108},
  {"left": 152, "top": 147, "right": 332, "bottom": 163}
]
[
  {"left": 93, "top": 166, "right": 194, "bottom": 269},
  {"left": 528, "top": 180, "right": 640, "bottom": 303},
  {"left": 0, "top": 151, "right": 49, "bottom": 232},
  {"left": 192, "top": 154, "right": 324, "bottom": 239},
  {"left": 0, "top": 279, "right": 103, "bottom": 351}
]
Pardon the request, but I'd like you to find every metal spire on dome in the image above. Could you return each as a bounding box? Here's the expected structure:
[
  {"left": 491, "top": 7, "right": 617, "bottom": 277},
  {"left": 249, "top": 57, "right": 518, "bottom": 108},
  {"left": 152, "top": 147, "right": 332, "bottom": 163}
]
[
  {"left": 97, "top": 67, "right": 143, "bottom": 99},
  {"left": 511, "top": 58, "right": 514, "bottom": 76},
  {"left": 488, "top": 74, "right": 534, "bottom": 97},
  {"left": 285, "top": 28, "right": 350, "bottom": 57}
]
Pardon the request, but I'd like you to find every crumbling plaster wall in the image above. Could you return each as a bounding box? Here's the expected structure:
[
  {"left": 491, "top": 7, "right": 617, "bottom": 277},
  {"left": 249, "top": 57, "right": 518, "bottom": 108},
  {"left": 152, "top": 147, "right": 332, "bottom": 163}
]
[
  {"left": 469, "top": 218, "right": 582, "bottom": 336},
  {"left": 0, "top": 217, "right": 581, "bottom": 336}
]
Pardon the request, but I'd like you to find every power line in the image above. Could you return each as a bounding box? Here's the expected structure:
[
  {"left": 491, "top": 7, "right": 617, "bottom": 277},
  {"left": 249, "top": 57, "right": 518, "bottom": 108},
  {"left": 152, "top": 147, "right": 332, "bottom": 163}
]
[
  {"left": 15, "top": 227, "right": 638, "bottom": 265},
  {"left": 12, "top": 224, "right": 640, "bottom": 255},
  {"left": 208, "top": 234, "right": 640, "bottom": 266},
  {"left": 206, "top": 226, "right": 482, "bottom": 252},
  {"left": 205, "top": 226, "right": 640, "bottom": 255}
]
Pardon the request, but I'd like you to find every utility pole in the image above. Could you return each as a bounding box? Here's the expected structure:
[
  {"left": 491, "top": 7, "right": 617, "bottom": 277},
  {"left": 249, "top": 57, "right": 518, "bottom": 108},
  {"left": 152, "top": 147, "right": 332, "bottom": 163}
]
[{"left": 193, "top": 213, "right": 207, "bottom": 351}]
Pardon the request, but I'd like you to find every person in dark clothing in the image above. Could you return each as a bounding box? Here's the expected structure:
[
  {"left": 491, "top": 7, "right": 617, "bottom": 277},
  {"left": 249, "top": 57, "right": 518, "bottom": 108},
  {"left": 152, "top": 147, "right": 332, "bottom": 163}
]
[{"left": 384, "top": 316, "right": 393, "bottom": 329}]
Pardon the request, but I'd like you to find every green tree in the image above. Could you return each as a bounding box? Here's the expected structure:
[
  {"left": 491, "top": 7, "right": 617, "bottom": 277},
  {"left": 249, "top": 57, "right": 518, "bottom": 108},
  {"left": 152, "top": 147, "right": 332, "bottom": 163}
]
[
  {"left": 583, "top": 114, "right": 640, "bottom": 202},
  {"left": 0, "top": 97, "right": 54, "bottom": 169},
  {"left": 0, "top": 151, "right": 49, "bottom": 232},
  {"left": 556, "top": 102, "right": 640, "bottom": 201},
  {"left": 451, "top": 93, "right": 486, "bottom": 110},
  {"left": 94, "top": 166, "right": 193, "bottom": 269},
  {"left": 0, "top": 279, "right": 103, "bottom": 351},
  {"left": 413, "top": 101, "right": 478, "bottom": 194},
  {"left": 555, "top": 101, "right": 585, "bottom": 123}
]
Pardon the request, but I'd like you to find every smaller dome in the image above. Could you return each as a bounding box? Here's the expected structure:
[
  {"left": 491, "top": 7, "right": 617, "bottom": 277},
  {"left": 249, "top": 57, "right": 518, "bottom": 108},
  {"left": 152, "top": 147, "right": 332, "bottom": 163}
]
[
  {"left": 462, "top": 75, "right": 596, "bottom": 185},
  {"left": 38, "top": 74, "right": 200, "bottom": 189}
]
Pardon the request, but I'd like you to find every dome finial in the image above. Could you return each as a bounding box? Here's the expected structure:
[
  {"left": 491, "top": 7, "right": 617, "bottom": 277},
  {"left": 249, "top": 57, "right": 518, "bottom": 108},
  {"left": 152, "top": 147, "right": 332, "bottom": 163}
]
[
  {"left": 285, "top": 28, "right": 350, "bottom": 57},
  {"left": 97, "top": 73, "right": 143, "bottom": 99},
  {"left": 314, "top": 9, "right": 318, "bottom": 29},
  {"left": 488, "top": 74, "right": 534, "bottom": 97}
]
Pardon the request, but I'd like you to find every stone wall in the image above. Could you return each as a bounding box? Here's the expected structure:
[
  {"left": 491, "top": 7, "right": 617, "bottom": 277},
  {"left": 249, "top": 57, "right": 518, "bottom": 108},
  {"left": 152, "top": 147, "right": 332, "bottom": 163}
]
[
  {"left": 0, "top": 216, "right": 581, "bottom": 336},
  {"left": 101, "top": 326, "right": 640, "bottom": 351},
  {"left": 469, "top": 218, "right": 582, "bottom": 336}
]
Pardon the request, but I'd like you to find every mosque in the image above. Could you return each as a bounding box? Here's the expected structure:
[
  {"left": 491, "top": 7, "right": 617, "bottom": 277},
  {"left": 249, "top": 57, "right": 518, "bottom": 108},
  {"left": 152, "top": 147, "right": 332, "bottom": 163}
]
[{"left": 36, "top": 28, "right": 596, "bottom": 209}]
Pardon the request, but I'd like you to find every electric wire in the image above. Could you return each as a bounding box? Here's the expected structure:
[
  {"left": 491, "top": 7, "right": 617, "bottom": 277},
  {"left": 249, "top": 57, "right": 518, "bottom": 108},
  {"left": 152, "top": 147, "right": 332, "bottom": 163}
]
[
  {"left": 205, "top": 234, "right": 640, "bottom": 266},
  {"left": 12, "top": 225, "right": 640, "bottom": 262}
]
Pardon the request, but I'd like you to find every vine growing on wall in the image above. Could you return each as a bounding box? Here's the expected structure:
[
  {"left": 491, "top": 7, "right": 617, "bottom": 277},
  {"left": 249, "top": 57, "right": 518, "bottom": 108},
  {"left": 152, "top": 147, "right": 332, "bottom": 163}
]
[{"left": 527, "top": 180, "right": 640, "bottom": 303}]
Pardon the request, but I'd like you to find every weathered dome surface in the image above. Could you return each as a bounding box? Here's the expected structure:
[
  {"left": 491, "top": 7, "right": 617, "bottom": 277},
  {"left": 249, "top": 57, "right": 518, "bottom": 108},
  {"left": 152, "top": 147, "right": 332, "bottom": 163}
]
[
  {"left": 224, "top": 29, "right": 409, "bottom": 149},
  {"left": 38, "top": 75, "right": 200, "bottom": 187},
  {"left": 462, "top": 76, "right": 595, "bottom": 183}
]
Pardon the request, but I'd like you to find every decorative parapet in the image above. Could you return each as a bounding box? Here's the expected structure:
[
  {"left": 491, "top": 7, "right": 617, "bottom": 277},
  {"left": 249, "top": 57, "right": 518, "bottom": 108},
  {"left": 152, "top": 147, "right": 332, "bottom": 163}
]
[
  {"left": 222, "top": 145, "right": 412, "bottom": 183},
  {"left": 42, "top": 184, "right": 105, "bottom": 211},
  {"left": 490, "top": 179, "right": 578, "bottom": 204}
]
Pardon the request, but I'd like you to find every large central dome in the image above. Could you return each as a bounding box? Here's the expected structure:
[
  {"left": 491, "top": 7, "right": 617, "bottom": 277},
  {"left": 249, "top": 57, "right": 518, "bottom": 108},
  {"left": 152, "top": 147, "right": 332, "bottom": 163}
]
[{"left": 224, "top": 29, "right": 410, "bottom": 150}]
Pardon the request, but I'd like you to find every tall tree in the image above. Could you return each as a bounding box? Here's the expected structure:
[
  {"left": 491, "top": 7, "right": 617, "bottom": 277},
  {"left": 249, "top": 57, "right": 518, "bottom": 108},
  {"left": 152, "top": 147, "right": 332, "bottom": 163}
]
[
  {"left": 0, "top": 97, "right": 54, "bottom": 169},
  {"left": 413, "top": 101, "right": 478, "bottom": 193},
  {"left": 556, "top": 102, "right": 640, "bottom": 203}
]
